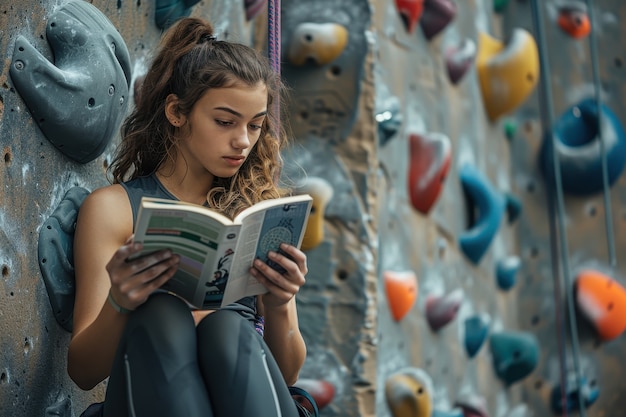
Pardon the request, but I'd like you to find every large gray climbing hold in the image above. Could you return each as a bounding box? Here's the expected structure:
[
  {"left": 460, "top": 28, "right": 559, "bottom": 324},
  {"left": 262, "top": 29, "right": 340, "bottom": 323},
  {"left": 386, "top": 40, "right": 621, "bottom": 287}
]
[
  {"left": 38, "top": 187, "right": 90, "bottom": 332},
  {"left": 10, "top": 0, "right": 131, "bottom": 163}
]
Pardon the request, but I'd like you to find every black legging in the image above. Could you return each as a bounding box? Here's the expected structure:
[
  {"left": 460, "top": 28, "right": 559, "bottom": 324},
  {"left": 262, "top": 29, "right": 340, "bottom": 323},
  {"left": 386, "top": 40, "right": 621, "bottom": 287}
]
[{"left": 103, "top": 293, "right": 299, "bottom": 417}]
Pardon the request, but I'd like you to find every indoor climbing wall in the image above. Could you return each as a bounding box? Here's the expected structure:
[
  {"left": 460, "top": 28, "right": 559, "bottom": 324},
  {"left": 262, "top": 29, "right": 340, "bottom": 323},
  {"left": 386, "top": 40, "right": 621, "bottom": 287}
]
[
  {"left": 371, "top": 0, "right": 538, "bottom": 416},
  {"left": 501, "top": 0, "right": 626, "bottom": 416}
]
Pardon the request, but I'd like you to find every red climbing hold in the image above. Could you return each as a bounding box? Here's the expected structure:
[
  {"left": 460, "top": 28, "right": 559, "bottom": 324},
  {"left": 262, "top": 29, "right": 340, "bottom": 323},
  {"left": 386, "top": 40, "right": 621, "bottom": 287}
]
[
  {"left": 420, "top": 0, "right": 457, "bottom": 40},
  {"left": 575, "top": 269, "right": 626, "bottom": 341},
  {"left": 294, "top": 378, "right": 335, "bottom": 410},
  {"left": 384, "top": 271, "right": 419, "bottom": 322},
  {"left": 557, "top": 3, "right": 591, "bottom": 40},
  {"left": 408, "top": 132, "right": 452, "bottom": 215},
  {"left": 395, "top": 0, "right": 425, "bottom": 34},
  {"left": 425, "top": 289, "right": 463, "bottom": 331}
]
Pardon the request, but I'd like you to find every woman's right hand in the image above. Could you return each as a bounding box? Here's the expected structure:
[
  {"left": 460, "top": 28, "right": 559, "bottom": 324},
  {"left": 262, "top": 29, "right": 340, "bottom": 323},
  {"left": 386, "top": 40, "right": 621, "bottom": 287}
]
[{"left": 106, "top": 237, "right": 180, "bottom": 312}]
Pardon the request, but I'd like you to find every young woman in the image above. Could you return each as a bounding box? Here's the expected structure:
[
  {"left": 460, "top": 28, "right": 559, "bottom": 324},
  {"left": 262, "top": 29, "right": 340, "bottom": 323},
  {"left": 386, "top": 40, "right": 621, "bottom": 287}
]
[{"left": 68, "top": 17, "right": 307, "bottom": 417}]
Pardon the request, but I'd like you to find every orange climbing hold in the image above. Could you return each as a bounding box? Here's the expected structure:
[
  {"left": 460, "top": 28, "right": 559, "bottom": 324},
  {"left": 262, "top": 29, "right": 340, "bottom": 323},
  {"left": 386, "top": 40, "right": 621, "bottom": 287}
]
[
  {"left": 557, "top": 4, "right": 591, "bottom": 39},
  {"left": 476, "top": 29, "right": 539, "bottom": 121},
  {"left": 287, "top": 22, "right": 349, "bottom": 66},
  {"left": 386, "top": 368, "right": 433, "bottom": 417},
  {"left": 575, "top": 269, "right": 626, "bottom": 341},
  {"left": 395, "top": 0, "right": 425, "bottom": 34},
  {"left": 384, "top": 271, "right": 419, "bottom": 321},
  {"left": 296, "top": 177, "right": 334, "bottom": 251}
]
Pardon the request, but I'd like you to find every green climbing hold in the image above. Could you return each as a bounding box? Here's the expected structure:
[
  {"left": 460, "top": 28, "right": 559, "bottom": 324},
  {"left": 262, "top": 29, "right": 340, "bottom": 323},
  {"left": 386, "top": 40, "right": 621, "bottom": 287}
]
[
  {"left": 494, "top": 0, "right": 510, "bottom": 13},
  {"left": 504, "top": 119, "right": 517, "bottom": 140}
]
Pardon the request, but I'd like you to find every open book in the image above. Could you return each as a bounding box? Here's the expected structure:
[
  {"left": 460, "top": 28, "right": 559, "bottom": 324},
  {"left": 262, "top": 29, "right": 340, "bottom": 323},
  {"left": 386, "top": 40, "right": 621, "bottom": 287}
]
[{"left": 132, "top": 194, "right": 313, "bottom": 309}]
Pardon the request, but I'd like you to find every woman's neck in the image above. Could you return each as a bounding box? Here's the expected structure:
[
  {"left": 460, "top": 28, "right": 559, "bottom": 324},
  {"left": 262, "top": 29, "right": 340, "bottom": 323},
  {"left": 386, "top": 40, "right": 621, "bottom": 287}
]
[{"left": 156, "top": 163, "right": 214, "bottom": 206}]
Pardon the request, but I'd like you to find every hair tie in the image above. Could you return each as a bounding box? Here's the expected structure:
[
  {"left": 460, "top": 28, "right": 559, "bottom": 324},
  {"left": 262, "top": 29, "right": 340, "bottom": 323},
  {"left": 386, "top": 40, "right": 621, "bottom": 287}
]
[{"left": 199, "top": 34, "right": 217, "bottom": 44}]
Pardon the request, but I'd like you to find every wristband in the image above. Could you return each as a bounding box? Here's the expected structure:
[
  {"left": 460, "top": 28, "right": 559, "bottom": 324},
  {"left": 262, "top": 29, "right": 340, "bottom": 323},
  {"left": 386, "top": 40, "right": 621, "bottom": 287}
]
[{"left": 107, "top": 290, "right": 133, "bottom": 314}]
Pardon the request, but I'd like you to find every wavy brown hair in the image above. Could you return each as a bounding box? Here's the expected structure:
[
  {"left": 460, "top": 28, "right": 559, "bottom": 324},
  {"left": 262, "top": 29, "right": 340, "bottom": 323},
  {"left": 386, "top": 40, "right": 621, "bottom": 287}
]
[{"left": 109, "top": 17, "right": 289, "bottom": 218}]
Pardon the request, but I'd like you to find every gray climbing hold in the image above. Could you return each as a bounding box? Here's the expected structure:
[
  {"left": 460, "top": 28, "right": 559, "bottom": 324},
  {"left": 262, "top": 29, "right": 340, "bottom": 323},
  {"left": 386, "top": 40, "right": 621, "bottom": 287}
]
[
  {"left": 38, "top": 187, "right": 90, "bottom": 332},
  {"left": 10, "top": 0, "right": 131, "bottom": 163}
]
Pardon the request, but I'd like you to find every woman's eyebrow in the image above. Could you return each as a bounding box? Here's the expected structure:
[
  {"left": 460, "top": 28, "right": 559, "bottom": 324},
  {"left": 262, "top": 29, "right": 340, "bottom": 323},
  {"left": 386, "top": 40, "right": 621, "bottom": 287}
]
[{"left": 214, "top": 107, "right": 267, "bottom": 119}]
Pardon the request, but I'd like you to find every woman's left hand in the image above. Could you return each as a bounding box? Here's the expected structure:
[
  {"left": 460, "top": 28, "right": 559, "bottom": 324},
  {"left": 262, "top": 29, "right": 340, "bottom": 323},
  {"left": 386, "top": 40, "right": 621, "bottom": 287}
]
[{"left": 251, "top": 243, "right": 307, "bottom": 309}]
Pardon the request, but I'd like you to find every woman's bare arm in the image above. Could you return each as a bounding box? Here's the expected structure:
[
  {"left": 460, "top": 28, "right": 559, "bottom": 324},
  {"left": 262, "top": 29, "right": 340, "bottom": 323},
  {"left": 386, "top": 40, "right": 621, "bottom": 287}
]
[
  {"left": 67, "top": 185, "right": 180, "bottom": 390},
  {"left": 254, "top": 244, "right": 307, "bottom": 385}
]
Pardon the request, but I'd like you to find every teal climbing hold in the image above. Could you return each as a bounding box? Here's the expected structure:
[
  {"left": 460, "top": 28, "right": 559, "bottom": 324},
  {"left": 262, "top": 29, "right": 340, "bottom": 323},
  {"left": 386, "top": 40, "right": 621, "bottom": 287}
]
[
  {"left": 551, "top": 375, "right": 599, "bottom": 414},
  {"left": 464, "top": 315, "right": 489, "bottom": 358},
  {"left": 504, "top": 119, "right": 517, "bottom": 140},
  {"left": 489, "top": 331, "right": 539, "bottom": 385},
  {"left": 155, "top": 0, "right": 201, "bottom": 29},
  {"left": 540, "top": 98, "right": 626, "bottom": 196},
  {"left": 432, "top": 409, "right": 463, "bottom": 417},
  {"left": 504, "top": 192, "right": 522, "bottom": 224},
  {"left": 493, "top": 0, "right": 510, "bottom": 13},
  {"left": 495, "top": 256, "right": 521, "bottom": 291},
  {"left": 458, "top": 164, "right": 505, "bottom": 264}
]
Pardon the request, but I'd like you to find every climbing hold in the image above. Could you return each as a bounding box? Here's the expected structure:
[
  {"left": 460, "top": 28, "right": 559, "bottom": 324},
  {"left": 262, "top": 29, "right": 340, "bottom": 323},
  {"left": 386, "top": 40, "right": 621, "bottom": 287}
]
[
  {"left": 10, "top": 0, "right": 131, "bottom": 164},
  {"left": 464, "top": 315, "right": 489, "bottom": 358},
  {"left": 385, "top": 368, "right": 433, "bottom": 417},
  {"left": 504, "top": 192, "right": 522, "bottom": 224},
  {"left": 244, "top": 0, "right": 267, "bottom": 21},
  {"left": 432, "top": 409, "right": 464, "bottom": 417},
  {"left": 539, "top": 98, "right": 626, "bottom": 196},
  {"left": 503, "top": 119, "right": 517, "bottom": 141},
  {"left": 557, "top": 2, "right": 591, "bottom": 40},
  {"left": 495, "top": 256, "right": 521, "bottom": 291},
  {"left": 445, "top": 38, "right": 477, "bottom": 85},
  {"left": 38, "top": 187, "right": 91, "bottom": 332},
  {"left": 454, "top": 394, "right": 489, "bottom": 417},
  {"left": 489, "top": 331, "right": 539, "bottom": 385},
  {"left": 420, "top": 0, "right": 457, "bottom": 40},
  {"left": 458, "top": 164, "right": 505, "bottom": 264},
  {"left": 395, "top": 0, "right": 425, "bottom": 34},
  {"left": 550, "top": 375, "right": 599, "bottom": 414},
  {"left": 287, "top": 22, "right": 349, "bottom": 66},
  {"left": 155, "top": 0, "right": 201, "bottom": 29},
  {"left": 376, "top": 94, "right": 403, "bottom": 147},
  {"left": 294, "top": 378, "right": 335, "bottom": 410},
  {"left": 493, "top": 0, "right": 510, "bottom": 13},
  {"left": 425, "top": 289, "right": 464, "bottom": 332},
  {"left": 296, "top": 177, "right": 333, "bottom": 251},
  {"left": 407, "top": 132, "right": 452, "bottom": 215},
  {"left": 476, "top": 29, "right": 539, "bottom": 121},
  {"left": 384, "top": 271, "right": 419, "bottom": 322},
  {"left": 575, "top": 269, "right": 626, "bottom": 341}
]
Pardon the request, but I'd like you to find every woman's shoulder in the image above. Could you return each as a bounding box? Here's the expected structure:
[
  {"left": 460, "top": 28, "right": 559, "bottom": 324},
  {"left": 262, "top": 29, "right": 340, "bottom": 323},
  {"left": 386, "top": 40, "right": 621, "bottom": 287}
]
[{"left": 78, "top": 184, "right": 132, "bottom": 235}]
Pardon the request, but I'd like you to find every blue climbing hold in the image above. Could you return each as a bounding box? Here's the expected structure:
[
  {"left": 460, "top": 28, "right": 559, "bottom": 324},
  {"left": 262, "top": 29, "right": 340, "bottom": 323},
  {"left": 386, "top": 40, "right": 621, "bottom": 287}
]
[
  {"left": 495, "top": 256, "right": 521, "bottom": 291},
  {"left": 464, "top": 315, "right": 489, "bottom": 358},
  {"left": 550, "top": 375, "right": 599, "bottom": 414},
  {"left": 489, "top": 331, "right": 539, "bottom": 385},
  {"left": 432, "top": 409, "right": 464, "bottom": 417},
  {"left": 540, "top": 98, "right": 626, "bottom": 196},
  {"left": 458, "top": 164, "right": 505, "bottom": 264},
  {"left": 504, "top": 192, "right": 522, "bottom": 224},
  {"left": 155, "top": 0, "right": 201, "bottom": 29}
]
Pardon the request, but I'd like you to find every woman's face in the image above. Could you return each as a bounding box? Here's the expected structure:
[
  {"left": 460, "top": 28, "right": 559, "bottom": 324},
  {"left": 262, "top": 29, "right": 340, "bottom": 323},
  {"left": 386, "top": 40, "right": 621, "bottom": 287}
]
[{"left": 177, "top": 81, "right": 268, "bottom": 180}]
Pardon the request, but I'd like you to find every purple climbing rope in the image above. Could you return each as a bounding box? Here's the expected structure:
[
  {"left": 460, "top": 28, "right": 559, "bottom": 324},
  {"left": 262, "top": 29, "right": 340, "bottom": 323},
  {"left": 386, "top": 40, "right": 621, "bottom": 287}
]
[{"left": 267, "top": 0, "right": 281, "bottom": 140}]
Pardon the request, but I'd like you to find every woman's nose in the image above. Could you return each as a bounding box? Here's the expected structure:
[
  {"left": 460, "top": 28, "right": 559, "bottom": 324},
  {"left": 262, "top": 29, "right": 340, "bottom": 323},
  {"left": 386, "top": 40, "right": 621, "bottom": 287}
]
[{"left": 232, "top": 128, "right": 251, "bottom": 149}]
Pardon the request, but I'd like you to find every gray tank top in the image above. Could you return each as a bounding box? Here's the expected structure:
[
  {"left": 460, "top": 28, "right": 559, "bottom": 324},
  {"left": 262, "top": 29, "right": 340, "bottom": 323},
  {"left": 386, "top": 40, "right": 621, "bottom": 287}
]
[{"left": 120, "top": 173, "right": 257, "bottom": 314}]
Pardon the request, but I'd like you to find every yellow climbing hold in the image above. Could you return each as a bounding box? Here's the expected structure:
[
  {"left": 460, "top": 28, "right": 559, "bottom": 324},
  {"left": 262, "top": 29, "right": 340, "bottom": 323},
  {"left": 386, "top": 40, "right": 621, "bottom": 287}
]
[
  {"left": 296, "top": 177, "right": 334, "bottom": 251},
  {"left": 287, "top": 22, "right": 349, "bottom": 66},
  {"left": 385, "top": 368, "right": 433, "bottom": 417},
  {"left": 477, "top": 29, "right": 539, "bottom": 121}
]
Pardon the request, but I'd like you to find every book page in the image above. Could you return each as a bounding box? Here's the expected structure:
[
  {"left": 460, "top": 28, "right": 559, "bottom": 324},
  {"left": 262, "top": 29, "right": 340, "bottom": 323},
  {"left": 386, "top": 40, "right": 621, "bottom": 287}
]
[
  {"left": 222, "top": 198, "right": 313, "bottom": 306},
  {"left": 134, "top": 205, "right": 239, "bottom": 308}
]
